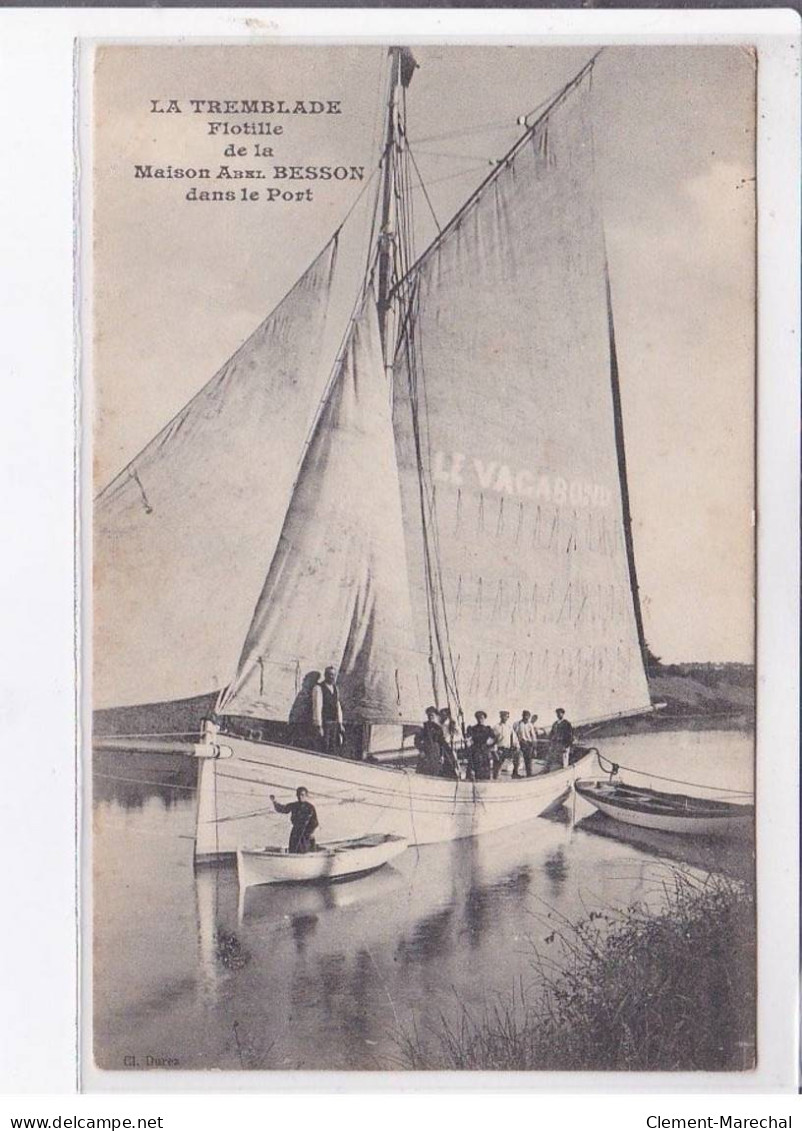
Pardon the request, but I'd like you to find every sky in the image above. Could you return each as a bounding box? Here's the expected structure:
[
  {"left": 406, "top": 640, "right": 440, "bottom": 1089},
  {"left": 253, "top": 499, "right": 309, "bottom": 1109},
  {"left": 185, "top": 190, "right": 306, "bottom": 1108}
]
[{"left": 92, "top": 44, "right": 755, "bottom": 664}]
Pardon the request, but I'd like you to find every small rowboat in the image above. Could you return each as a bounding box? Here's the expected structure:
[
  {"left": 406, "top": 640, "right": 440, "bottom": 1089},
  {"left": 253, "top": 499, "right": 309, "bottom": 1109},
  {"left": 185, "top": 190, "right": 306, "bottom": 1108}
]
[
  {"left": 575, "top": 779, "right": 753, "bottom": 836},
  {"left": 236, "top": 833, "right": 408, "bottom": 888}
]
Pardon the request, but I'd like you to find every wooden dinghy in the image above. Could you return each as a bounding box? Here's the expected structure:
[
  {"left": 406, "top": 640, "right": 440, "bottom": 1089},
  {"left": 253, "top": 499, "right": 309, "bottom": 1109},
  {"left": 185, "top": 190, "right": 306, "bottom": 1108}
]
[
  {"left": 574, "top": 779, "right": 753, "bottom": 836},
  {"left": 236, "top": 833, "right": 408, "bottom": 889}
]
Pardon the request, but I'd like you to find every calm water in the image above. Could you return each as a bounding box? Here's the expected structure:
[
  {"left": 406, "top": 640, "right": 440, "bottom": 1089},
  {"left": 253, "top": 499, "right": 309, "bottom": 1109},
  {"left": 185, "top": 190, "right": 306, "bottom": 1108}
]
[{"left": 93, "top": 728, "right": 754, "bottom": 1072}]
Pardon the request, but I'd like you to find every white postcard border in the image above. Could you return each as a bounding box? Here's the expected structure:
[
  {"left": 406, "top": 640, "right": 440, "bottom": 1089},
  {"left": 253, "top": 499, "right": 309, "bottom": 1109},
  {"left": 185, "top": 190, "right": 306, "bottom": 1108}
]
[{"left": 0, "top": 6, "right": 797, "bottom": 1097}]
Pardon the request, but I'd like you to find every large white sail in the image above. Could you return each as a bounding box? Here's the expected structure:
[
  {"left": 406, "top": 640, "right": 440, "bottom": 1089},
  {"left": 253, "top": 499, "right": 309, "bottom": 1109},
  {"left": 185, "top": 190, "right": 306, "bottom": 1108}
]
[
  {"left": 94, "top": 239, "right": 339, "bottom": 709},
  {"left": 219, "top": 296, "right": 427, "bottom": 725},
  {"left": 393, "top": 71, "right": 652, "bottom": 723}
]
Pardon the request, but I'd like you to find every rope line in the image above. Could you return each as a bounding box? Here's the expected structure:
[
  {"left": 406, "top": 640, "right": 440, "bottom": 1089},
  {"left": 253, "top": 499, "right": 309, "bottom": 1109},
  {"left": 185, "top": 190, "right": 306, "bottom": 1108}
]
[
  {"left": 402, "top": 768, "right": 420, "bottom": 845},
  {"left": 214, "top": 760, "right": 585, "bottom": 808},
  {"left": 405, "top": 139, "right": 441, "bottom": 233},
  {"left": 93, "top": 771, "right": 196, "bottom": 792},
  {"left": 409, "top": 120, "right": 520, "bottom": 145},
  {"left": 94, "top": 732, "right": 200, "bottom": 740},
  {"left": 596, "top": 752, "right": 753, "bottom": 796}
]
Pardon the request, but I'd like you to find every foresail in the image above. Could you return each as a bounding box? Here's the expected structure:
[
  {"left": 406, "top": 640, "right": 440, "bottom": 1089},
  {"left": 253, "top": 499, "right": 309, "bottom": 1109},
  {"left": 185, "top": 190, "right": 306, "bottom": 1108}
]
[
  {"left": 219, "top": 297, "right": 426, "bottom": 725},
  {"left": 94, "top": 239, "right": 339, "bottom": 709},
  {"left": 393, "top": 73, "right": 652, "bottom": 723}
]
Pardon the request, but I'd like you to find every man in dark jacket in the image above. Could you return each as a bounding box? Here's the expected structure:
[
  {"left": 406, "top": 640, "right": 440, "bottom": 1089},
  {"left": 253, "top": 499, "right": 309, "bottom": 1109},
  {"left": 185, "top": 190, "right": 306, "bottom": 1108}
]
[
  {"left": 415, "top": 706, "right": 450, "bottom": 776},
  {"left": 466, "top": 710, "right": 496, "bottom": 781},
  {"left": 549, "top": 708, "right": 574, "bottom": 769},
  {"left": 438, "top": 707, "right": 461, "bottom": 779},
  {"left": 270, "top": 787, "right": 319, "bottom": 853}
]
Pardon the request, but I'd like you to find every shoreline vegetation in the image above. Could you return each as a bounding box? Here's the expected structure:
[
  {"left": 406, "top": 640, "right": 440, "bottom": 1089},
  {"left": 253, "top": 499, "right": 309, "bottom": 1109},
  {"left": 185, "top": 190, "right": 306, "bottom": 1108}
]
[
  {"left": 397, "top": 868, "right": 755, "bottom": 1072},
  {"left": 646, "top": 658, "right": 754, "bottom": 722}
]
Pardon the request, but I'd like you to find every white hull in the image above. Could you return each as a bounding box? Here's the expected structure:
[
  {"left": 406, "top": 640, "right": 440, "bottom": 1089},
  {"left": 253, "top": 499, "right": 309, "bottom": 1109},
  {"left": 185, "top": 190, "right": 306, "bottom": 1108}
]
[
  {"left": 576, "top": 782, "right": 753, "bottom": 836},
  {"left": 195, "top": 736, "right": 596, "bottom": 858},
  {"left": 236, "top": 834, "right": 408, "bottom": 887},
  {"left": 583, "top": 797, "right": 750, "bottom": 835}
]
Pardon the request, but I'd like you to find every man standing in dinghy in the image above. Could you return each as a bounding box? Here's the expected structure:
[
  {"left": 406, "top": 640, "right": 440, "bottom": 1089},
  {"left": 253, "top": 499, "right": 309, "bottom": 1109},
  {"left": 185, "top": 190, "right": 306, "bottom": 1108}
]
[{"left": 270, "top": 787, "right": 319, "bottom": 854}]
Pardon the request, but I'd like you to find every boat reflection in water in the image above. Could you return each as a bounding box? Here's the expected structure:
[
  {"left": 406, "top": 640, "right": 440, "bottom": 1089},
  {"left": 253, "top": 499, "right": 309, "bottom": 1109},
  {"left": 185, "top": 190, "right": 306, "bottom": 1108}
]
[
  {"left": 234, "top": 853, "right": 408, "bottom": 924},
  {"left": 572, "top": 807, "right": 753, "bottom": 883},
  {"left": 93, "top": 728, "right": 753, "bottom": 1071},
  {"left": 187, "top": 808, "right": 679, "bottom": 1069}
]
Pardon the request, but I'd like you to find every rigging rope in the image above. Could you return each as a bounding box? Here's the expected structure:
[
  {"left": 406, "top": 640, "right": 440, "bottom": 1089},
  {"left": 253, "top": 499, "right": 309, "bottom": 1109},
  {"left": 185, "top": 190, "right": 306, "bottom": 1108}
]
[
  {"left": 401, "top": 165, "right": 462, "bottom": 715},
  {"left": 402, "top": 767, "right": 420, "bottom": 847},
  {"left": 396, "top": 120, "right": 448, "bottom": 705},
  {"left": 409, "top": 120, "right": 520, "bottom": 145},
  {"left": 411, "top": 166, "right": 492, "bottom": 191},
  {"left": 93, "top": 731, "right": 201, "bottom": 740},
  {"left": 595, "top": 751, "right": 753, "bottom": 797},
  {"left": 93, "top": 771, "right": 196, "bottom": 792},
  {"left": 393, "top": 117, "right": 440, "bottom": 707},
  {"left": 410, "top": 148, "right": 504, "bottom": 161},
  {"left": 393, "top": 108, "right": 465, "bottom": 726},
  {"left": 404, "top": 136, "right": 441, "bottom": 233},
  {"left": 334, "top": 163, "right": 381, "bottom": 244}
]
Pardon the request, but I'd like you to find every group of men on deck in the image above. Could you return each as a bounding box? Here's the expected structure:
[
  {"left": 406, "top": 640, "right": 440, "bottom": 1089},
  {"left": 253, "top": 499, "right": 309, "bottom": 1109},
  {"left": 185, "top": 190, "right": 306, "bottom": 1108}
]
[
  {"left": 290, "top": 664, "right": 575, "bottom": 780},
  {"left": 268, "top": 696, "right": 574, "bottom": 854},
  {"left": 416, "top": 706, "right": 574, "bottom": 781}
]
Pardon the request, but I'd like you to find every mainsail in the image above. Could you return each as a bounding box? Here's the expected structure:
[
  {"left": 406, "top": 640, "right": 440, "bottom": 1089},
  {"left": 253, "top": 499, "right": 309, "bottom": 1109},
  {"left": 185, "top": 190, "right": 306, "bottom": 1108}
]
[
  {"left": 94, "top": 239, "right": 339, "bottom": 708},
  {"left": 219, "top": 296, "right": 427, "bottom": 725},
  {"left": 95, "top": 50, "right": 652, "bottom": 736},
  {"left": 393, "top": 67, "right": 652, "bottom": 723}
]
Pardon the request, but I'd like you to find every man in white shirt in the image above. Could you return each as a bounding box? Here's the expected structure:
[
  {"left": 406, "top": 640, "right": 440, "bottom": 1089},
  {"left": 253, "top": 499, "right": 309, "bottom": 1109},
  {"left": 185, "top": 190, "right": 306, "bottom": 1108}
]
[
  {"left": 513, "top": 709, "right": 537, "bottom": 777},
  {"left": 492, "top": 710, "right": 519, "bottom": 780},
  {"left": 312, "top": 666, "right": 345, "bottom": 756}
]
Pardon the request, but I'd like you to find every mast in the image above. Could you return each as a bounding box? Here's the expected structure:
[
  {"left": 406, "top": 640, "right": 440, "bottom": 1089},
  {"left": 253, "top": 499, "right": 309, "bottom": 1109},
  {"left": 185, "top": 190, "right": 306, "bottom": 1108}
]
[
  {"left": 376, "top": 47, "right": 418, "bottom": 361},
  {"left": 382, "top": 46, "right": 461, "bottom": 717},
  {"left": 376, "top": 48, "right": 401, "bottom": 359}
]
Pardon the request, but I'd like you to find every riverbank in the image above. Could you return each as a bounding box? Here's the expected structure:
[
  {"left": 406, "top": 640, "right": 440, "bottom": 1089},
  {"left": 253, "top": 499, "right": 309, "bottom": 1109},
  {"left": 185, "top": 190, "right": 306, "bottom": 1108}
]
[
  {"left": 648, "top": 660, "right": 754, "bottom": 720},
  {"left": 578, "top": 662, "right": 754, "bottom": 740},
  {"left": 398, "top": 868, "right": 755, "bottom": 1072}
]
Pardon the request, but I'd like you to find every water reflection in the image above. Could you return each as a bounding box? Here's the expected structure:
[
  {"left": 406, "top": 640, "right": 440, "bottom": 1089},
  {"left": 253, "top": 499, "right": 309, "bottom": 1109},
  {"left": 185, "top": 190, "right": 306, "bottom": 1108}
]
[
  {"left": 290, "top": 914, "right": 319, "bottom": 954},
  {"left": 93, "top": 749, "right": 197, "bottom": 810},
  {"left": 349, "top": 951, "right": 374, "bottom": 1043},
  {"left": 238, "top": 860, "right": 405, "bottom": 923},
  {"left": 396, "top": 906, "right": 455, "bottom": 964},
  {"left": 93, "top": 729, "right": 755, "bottom": 1071},
  {"left": 575, "top": 810, "right": 754, "bottom": 883},
  {"left": 543, "top": 848, "right": 568, "bottom": 896}
]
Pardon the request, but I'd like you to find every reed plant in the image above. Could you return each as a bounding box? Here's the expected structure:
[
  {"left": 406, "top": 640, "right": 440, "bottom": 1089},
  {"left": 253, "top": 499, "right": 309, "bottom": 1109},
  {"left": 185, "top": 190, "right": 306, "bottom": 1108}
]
[{"left": 397, "top": 869, "right": 755, "bottom": 1072}]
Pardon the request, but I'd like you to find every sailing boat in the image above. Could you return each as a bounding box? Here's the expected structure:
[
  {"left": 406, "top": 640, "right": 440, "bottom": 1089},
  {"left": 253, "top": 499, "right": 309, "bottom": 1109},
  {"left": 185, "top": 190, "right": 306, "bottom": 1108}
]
[{"left": 94, "top": 48, "right": 654, "bottom": 858}]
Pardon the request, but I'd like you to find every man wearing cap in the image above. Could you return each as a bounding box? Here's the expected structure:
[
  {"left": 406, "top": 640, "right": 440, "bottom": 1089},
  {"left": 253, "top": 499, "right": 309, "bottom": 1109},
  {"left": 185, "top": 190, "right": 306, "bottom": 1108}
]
[
  {"left": 549, "top": 707, "right": 574, "bottom": 769},
  {"left": 492, "top": 710, "right": 520, "bottom": 780},
  {"left": 466, "top": 711, "right": 496, "bottom": 781},
  {"left": 513, "top": 709, "right": 537, "bottom": 777}
]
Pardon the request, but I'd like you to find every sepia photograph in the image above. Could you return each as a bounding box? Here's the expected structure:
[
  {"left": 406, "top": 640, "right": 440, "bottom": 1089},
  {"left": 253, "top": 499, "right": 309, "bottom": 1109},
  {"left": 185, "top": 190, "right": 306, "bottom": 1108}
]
[{"left": 89, "top": 41, "right": 757, "bottom": 1076}]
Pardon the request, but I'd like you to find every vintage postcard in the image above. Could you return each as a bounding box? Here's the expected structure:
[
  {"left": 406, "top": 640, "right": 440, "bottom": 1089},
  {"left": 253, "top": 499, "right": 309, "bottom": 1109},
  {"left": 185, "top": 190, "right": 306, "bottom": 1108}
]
[{"left": 89, "top": 40, "right": 758, "bottom": 1079}]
